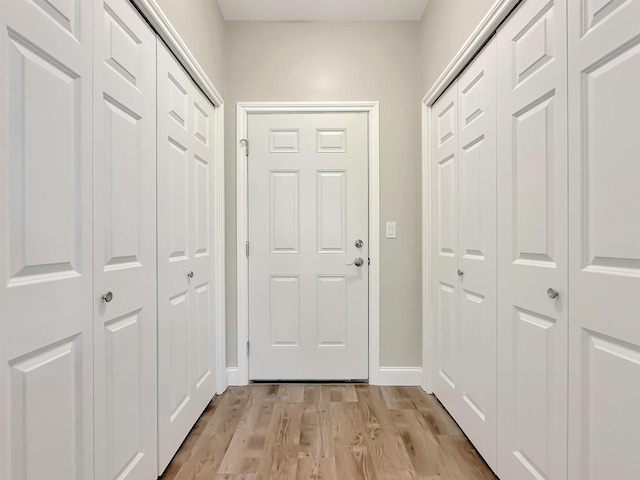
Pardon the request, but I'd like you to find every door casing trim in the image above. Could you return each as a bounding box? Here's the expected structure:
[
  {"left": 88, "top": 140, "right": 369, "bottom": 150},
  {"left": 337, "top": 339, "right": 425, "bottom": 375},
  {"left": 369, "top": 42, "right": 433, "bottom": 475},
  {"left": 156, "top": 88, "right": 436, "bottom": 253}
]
[{"left": 235, "top": 101, "right": 380, "bottom": 385}]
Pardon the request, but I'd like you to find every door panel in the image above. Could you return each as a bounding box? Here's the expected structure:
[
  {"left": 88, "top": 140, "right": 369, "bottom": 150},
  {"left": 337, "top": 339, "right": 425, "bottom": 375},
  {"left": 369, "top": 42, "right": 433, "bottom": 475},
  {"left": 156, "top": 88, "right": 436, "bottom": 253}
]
[
  {"left": 455, "top": 38, "right": 497, "bottom": 470},
  {"left": 568, "top": 1, "right": 640, "bottom": 478},
  {"left": 248, "top": 113, "right": 369, "bottom": 381},
  {"left": 431, "top": 84, "right": 460, "bottom": 416},
  {"left": 157, "top": 41, "right": 217, "bottom": 473},
  {"left": 93, "top": 1, "right": 157, "bottom": 479},
  {"left": 0, "top": 0, "right": 94, "bottom": 478},
  {"left": 497, "top": 1, "right": 568, "bottom": 479}
]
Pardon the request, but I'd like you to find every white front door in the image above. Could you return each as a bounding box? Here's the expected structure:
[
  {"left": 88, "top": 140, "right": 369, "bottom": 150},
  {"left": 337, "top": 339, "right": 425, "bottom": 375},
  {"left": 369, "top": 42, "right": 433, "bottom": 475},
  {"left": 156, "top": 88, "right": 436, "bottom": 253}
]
[
  {"left": 0, "top": 0, "right": 94, "bottom": 479},
  {"left": 157, "top": 41, "right": 218, "bottom": 473},
  {"left": 248, "top": 113, "right": 369, "bottom": 381},
  {"left": 496, "top": 0, "right": 568, "bottom": 479},
  {"left": 93, "top": 0, "right": 157, "bottom": 478},
  {"left": 567, "top": 1, "right": 640, "bottom": 478}
]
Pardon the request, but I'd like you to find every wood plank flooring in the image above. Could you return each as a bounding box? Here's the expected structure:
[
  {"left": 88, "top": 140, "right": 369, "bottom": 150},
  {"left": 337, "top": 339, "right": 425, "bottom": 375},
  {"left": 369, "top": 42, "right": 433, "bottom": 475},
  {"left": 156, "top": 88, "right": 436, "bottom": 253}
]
[{"left": 160, "top": 385, "right": 497, "bottom": 480}]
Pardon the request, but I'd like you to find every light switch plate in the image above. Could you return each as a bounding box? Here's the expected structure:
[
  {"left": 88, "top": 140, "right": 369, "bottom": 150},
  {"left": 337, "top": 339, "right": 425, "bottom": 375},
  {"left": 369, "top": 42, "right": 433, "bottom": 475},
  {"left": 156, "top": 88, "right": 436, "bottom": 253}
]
[{"left": 386, "top": 222, "right": 397, "bottom": 239}]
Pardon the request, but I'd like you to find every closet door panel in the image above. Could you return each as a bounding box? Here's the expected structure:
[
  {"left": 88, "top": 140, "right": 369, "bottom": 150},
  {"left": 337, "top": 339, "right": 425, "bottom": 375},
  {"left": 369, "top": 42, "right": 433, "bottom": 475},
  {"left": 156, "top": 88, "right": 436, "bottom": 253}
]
[
  {"left": 497, "top": 0, "right": 568, "bottom": 479},
  {"left": 93, "top": 0, "right": 157, "bottom": 479},
  {"left": 431, "top": 83, "right": 460, "bottom": 417},
  {"left": 456, "top": 37, "right": 497, "bottom": 470},
  {"left": 568, "top": 1, "right": 640, "bottom": 478},
  {"left": 157, "top": 41, "right": 217, "bottom": 473},
  {"left": 0, "top": 1, "right": 94, "bottom": 479}
]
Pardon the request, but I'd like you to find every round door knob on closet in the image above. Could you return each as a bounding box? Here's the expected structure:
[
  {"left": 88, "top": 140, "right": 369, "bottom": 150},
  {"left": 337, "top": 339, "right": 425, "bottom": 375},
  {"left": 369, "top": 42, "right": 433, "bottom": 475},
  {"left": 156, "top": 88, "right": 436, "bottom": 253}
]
[
  {"left": 187, "top": 271, "right": 194, "bottom": 279},
  {"left": 102, "top": 291, "right": 113, "bottom": 303},
  {"left": 547, "top": 288, "right": 559, "bottom": 299},
  {"left": 457, "top": 269, "right": 464, "bottom": 277}
]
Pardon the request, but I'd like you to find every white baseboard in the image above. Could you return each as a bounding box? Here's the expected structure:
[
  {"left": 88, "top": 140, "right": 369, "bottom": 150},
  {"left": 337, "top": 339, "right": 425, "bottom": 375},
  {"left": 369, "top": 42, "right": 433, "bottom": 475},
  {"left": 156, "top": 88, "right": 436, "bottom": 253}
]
[
  {"left": 377, "top": 367, "right": 424, "bottom": 387},
  {"left": 226, "top": 367, "right": 239, "bottom": 386}
]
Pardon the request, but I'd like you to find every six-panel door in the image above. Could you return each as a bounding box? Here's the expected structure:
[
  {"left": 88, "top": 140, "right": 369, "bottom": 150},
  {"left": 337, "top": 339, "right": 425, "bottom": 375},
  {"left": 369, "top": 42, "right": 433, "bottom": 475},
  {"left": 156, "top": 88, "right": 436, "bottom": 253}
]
[
  {"left": 568, "top": 1, "right": 640, "bottom": 478},
  {"left": 0, "top": 1, "right": 94, "bottom": 479},
  {"left": 248, "top": 113, "right": 369, "bottom": 381},
  {"left": 156, "top": 40, "right": 217, "bottom": 473},
  {"left": 497, "top": 0, "right": 569, "bottom": 479},
  {"left": 93, "top": 0, "right": 158, "bottom": 478}
]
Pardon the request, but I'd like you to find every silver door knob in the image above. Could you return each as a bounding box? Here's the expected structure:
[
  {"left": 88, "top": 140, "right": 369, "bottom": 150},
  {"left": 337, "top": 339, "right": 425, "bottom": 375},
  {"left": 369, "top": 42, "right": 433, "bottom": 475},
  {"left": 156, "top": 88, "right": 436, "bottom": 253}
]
[
  {"left": 347, "top": 257, "right": 364, "bottom": 267},
  {"left": 187, "top": 271, "right": 194, "bottom": 279},
  {"left": 354, "top": 239, "right": 364, "bottom": 248},
  {"left": 547, "top": 288, "right": 559, "bottom": 299},
  {"left": 102, "top": 291, "right": 113, "bottom": 303},
  {"left": 457, "top": 269, "right": 464, "bottom": 277}
]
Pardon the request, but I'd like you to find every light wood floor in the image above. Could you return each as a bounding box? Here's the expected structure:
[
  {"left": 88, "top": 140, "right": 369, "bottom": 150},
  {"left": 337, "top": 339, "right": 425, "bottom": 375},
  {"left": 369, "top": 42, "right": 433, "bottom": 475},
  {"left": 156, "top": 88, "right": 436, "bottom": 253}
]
[{"left": 161, "top": 384, "right": 497, "bottom": 480}]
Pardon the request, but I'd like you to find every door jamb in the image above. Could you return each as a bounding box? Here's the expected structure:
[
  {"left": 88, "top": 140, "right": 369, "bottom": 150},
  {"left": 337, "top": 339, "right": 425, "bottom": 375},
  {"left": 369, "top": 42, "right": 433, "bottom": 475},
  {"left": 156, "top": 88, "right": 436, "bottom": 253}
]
[{"left": 235, "top": 101, "right": 380, "bottom": 385}]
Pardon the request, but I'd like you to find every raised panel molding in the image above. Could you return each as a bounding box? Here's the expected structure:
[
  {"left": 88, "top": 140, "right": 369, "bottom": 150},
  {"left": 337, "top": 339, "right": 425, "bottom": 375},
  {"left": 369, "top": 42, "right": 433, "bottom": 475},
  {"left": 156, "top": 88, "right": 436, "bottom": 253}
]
[
  {"left": 195, "top": 283, "right": 212, "bottom": 387},
  {"left": 437, "top": 156, "right": 456, "bottom": 257},
  {"left": 168, "top": 138, "right": 189, "bottom": 262},
  {"left": 511, "top": 0, "right": 554, "bottom": 87},
  {"left": 104, "top": 4, "right": 141, "bottom": 86},
  {"left": 269, "top": 171, "right": 300, "bottom": 254},
  {"left": 194, "top": 102, "right": 209, "bottom": 145},
  {"left": 437, "top": 102, "right": 456, "bottom": 145},
  {"left": 438, "top": 282, "right": 457, "bottom": 389},
  {"left": 581, "top": 330, "right": 640, "bottom": 479},
  {"left": 513, "top": 92, "right": 556, "bottom": 267},
  {"left": 104, "top": 311, "right": 143, "bottom": 478},
  {"left": 8, "top": 31, "right": 81, "bottom": 285},
  {"left": 460, "top": 137, "right": 485, "bottom": 259},
  {"left": 513, "top": 307, "right": 556, "bottom": 479},
  {"left": 316, "top": 128, "right": 347, "bottom": 153},
  {"left": 583, "top": 0, "right": 627, "bottom": 34},
  {"left": 269, "top": 129, "right": 299, "bottom": 153},
  {"left": 583, "top": 40, "right": 640, "bottom": 276},
  {"left": 316, "top": 275, "right": 348, "bottom": 347},
  {"left": 168, "top": 74, "right": 187, "bottom": 128},
  {"left": 9, "top": 337, "right": 82, "bottom": 480},
  {"left": 32, "top": 0, "right": 79, "bottom": 36},
  {"left": 168, "top": 292, "right": 189, "bottom": 420},
  {"left": 316, "top": 170, "right": 347, "bottom": 253},
  {"left": 269, "top": 275, "right": 301, "bottom": 347},
  {"left": 195, "top": 155, "right": 210, "bottom": 257}
]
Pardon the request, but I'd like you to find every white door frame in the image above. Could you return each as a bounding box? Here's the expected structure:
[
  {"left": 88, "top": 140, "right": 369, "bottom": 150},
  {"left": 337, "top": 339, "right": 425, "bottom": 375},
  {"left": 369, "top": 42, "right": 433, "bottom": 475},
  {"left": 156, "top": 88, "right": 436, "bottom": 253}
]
[
  {"left": 421, "top": 0, "right": 521, "bottom": 394},
  {"left": 236, "top": 101, "right": 380, "bottom": 386}
]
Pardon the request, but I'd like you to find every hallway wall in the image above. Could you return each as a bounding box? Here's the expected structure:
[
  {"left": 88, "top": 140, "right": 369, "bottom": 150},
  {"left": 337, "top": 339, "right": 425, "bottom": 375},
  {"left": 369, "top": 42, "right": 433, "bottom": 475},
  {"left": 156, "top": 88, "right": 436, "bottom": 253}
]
[
  {"left": 224, "top": 21, "right": 424, "bottom": 368},
  {"left": 155, "top": 0, "right": 227, "bottom": 96},
  {"left": 419, "top": 0, "right": 496, "bottom": 92}
]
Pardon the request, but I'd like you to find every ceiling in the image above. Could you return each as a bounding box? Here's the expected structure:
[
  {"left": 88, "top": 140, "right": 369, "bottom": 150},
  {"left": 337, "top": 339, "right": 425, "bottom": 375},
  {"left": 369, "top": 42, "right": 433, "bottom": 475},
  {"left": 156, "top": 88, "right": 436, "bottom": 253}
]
[{"left": 217, "top": 0, "right": 431, "bottom": 22}]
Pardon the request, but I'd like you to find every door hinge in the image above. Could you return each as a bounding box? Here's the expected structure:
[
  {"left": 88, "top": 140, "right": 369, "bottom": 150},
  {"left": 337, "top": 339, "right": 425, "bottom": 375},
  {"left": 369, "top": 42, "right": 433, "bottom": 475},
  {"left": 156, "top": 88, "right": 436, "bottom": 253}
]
[
  {"left": 240, "top": 138, "right": 249, "bottom": 157},
  {"left": 246, "top": 241, "right": 250, "bottom": 257},
  {"left": 247, "top": 341, "right": 250, "bottom": 355}
]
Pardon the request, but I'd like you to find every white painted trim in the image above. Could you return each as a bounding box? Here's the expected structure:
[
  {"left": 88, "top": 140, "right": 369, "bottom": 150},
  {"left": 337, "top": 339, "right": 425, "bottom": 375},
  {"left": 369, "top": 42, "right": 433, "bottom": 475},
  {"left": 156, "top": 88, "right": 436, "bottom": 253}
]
[
  {"left": 421, "top": 0, "right": 520, "bottom": 107},
  {"left": 130, "top": 0, "right": 224, "bottom": 107},
  {"left": 236, "top": 101, "right": 380, "bottom": 386},
  {"left": 214, "top": 105, "right": 227, "bottom": 395},
  {"left": 378, "top": 367, "right": 424, "bottom": 387},
  {"left": 421, "top": 0, "right": 522, "bottom": 393},
  {"left": 421, "top": 101, "right": 433, "bottom": 394},
  {"left": 226, "top": 367, "right": 239, "bottom": 387}
]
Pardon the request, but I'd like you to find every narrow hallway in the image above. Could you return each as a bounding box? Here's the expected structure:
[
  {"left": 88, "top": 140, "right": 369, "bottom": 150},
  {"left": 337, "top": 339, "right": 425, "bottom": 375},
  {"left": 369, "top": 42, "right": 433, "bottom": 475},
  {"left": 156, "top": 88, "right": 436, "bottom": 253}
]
[{"left": 161, "top": 385, "right": 496, "bottom": 479}]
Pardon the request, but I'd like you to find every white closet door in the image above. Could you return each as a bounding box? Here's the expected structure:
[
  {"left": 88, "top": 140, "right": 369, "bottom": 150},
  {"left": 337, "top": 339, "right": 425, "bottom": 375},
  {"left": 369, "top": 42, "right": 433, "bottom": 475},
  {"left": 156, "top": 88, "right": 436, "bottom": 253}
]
[
  {"left": 93, "top": 0, "right": 157, "bottom": 478},
  {"left": 568, "top": 1, "right": 640, "bottom": 478},
  {"left": 431, "top": 82, "right": 460, "bottom": 418},
  {"left": 455, "top": 37, "right": 497, "bottom": 470},
  {"left": 497, "top": 1, "right": 568, "bottom": 479},
  {"left": 157, "top": 40, "right": 217, "bottom": 473},
  {"left": 0, "top": 1, "right": 94, "bottom": 479}
]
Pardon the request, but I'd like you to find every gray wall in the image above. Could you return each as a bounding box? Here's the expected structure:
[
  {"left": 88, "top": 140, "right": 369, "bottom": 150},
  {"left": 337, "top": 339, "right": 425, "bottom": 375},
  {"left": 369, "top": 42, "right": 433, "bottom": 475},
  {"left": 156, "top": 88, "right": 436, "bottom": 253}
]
[
  {"left": 224, "top": 21, "right": 424, "bottom": 368},
  {"left": 154, "top": 0, "right": 226, "bottom": 96},
  {"left": 419, "top": 0, "right": 496, "bottom": 91}
]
